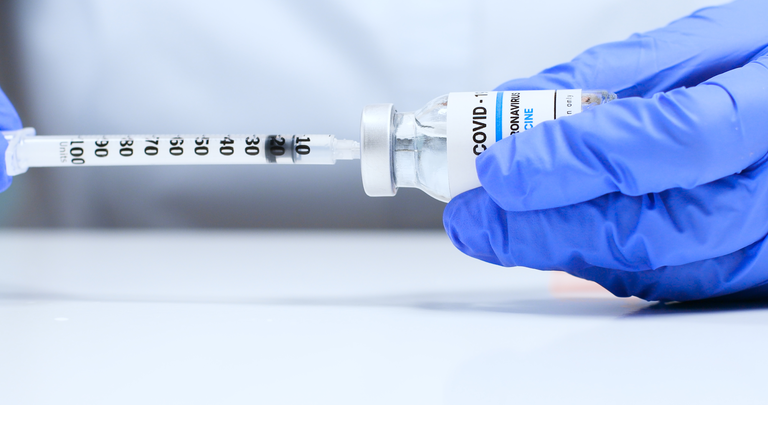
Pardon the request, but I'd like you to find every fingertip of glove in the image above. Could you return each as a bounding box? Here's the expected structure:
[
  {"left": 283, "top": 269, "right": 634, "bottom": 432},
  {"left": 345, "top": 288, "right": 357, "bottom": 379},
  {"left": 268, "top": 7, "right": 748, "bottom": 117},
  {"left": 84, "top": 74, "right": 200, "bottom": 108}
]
[
  {"left": 0, "top": 91, "right": 22, "bottom": 131},
  {"left": 0, "top": 135, "right": 13, "bottom": 193},
  {"left": 443, "top": 189, "right": 505, "bottom": 266},
  {"left": 0, "top": 175, "right": 12, "bottom": 194},
  {"left": 442, "top": 195, "right": 468, "bottom": 250}
]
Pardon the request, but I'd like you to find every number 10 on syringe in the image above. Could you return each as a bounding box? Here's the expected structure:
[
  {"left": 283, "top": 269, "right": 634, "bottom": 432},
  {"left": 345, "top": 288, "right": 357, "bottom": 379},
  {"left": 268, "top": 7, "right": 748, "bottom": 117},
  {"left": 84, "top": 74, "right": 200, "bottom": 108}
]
[{"left": 7, "top": 129, "right": 360, "bottom": 174}]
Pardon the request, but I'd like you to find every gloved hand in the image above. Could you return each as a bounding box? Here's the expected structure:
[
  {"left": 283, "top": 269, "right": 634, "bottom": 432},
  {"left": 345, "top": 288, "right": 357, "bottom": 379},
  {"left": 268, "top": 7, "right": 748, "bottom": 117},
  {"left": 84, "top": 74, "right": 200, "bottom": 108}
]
[
  {"left": 444, "top": 0, "right": 768, "bottom": 302},
  {"left": 0, "top": 87, "right": 21, "bottom": 192}
]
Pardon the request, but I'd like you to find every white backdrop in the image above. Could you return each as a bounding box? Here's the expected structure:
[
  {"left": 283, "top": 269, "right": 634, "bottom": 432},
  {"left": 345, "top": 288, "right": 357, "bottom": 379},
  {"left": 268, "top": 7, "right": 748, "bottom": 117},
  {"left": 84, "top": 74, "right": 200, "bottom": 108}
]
[{"left": 4, "top": 0, "right": 724, "bottom": 228}]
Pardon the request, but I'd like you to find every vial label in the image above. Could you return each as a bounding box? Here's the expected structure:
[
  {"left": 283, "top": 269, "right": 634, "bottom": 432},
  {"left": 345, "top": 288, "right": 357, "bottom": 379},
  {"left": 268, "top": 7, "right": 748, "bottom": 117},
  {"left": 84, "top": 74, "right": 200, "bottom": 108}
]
[{"left": 446, "top": 89, "right": 582, "bottom": 198}]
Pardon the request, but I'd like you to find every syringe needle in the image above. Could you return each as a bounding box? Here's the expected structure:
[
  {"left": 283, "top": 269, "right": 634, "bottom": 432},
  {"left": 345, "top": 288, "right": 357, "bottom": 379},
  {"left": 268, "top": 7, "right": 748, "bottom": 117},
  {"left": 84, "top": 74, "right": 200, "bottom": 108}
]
[{"left": 332, "top": 139, "right": 360, "bottom": 161}]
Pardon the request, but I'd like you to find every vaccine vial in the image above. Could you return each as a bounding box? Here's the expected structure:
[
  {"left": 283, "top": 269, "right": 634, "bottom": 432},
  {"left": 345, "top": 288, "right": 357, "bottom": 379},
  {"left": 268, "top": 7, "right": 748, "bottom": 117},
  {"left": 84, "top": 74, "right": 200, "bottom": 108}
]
[{"left": 360, "top": 90, "right": 616, "bottom": 202}]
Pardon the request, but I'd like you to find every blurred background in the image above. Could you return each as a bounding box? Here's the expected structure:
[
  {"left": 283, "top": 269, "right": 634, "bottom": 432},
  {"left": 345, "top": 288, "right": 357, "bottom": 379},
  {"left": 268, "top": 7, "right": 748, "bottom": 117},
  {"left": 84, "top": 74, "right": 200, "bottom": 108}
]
[{"left": 0, "top": 0, "right": 722, "bottom": 229}]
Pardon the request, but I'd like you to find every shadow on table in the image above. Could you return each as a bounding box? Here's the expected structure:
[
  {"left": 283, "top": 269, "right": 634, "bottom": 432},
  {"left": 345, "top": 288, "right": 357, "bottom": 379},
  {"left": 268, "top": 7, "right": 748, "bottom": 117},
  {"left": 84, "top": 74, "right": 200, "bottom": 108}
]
[
  {"left": 627, "top": 296, "right": 768, "bottom": 317},
  {"left": 394, "top": 295, "right": 768, "bottom": 318},
  {"left": 2, "top": 284, "right": 768, "bottom": 319},
  {"left": 409, "top": 296, "right": 650, "bottom": 317}
]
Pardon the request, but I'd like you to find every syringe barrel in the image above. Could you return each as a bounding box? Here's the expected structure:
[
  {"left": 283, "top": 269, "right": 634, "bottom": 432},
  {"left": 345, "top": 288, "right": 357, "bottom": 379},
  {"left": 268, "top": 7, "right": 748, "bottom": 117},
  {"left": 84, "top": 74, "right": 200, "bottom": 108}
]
[{"left": 8, "top": 133, "right": 356, "bottom": 174}]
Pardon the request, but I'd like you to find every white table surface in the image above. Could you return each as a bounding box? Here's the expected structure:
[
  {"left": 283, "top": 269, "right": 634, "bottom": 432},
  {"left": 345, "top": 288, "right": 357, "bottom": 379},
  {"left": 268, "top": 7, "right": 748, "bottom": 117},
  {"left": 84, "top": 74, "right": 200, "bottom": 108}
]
[{"left": 0, "top": 230, "right": 766, "bottom": 404}]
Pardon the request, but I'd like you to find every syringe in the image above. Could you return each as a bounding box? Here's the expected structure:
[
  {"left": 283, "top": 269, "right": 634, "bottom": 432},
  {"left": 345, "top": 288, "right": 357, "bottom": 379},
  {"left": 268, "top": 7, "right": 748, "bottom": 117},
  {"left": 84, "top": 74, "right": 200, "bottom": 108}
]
[{"left": 3, "top": 128, "right": 360, "bottom": 176}]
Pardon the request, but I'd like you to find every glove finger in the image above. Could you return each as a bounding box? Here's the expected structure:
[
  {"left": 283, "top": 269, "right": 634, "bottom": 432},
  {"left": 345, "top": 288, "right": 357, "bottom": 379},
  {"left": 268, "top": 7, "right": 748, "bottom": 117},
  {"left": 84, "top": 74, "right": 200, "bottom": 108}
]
[
  {"left": 569, "top": 236, "right": 768, "bottom": 302},
  {"left": 0, "top": 136, "right": 11, "bottom": 192},
  {"left": 445, "top": 190, "right": 768, "bottom": 302},
  {"left": 496, "top": 0, "right": 768, "bottom": 98},
  {"left": 0, "top": 88, "right": 21, "bottom": 131},
  {"left": 480, "top": 57, "right": 768, "bottom": 211},
  {"left": 0, "top": 88, "right": 20, "bottom": 191},
  {"left": 445, "top": 161, "right": 768, "bottom": 273}
]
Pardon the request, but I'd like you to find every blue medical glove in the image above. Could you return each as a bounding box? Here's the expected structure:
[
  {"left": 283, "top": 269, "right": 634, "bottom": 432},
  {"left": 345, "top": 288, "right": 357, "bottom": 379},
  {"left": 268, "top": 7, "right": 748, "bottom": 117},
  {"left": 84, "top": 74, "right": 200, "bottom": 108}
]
[
  {"left": 0, "top": 87, "right": 21, "bottom": 192},
  {"left": 444, "top": 0, "right": 768, "bottom": 302}
]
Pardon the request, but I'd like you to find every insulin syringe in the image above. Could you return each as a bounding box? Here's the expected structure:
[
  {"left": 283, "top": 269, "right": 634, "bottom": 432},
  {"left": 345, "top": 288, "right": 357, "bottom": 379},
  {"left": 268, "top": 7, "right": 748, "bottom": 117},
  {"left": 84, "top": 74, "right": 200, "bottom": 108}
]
[
  {"left": 3, "top": 89, "right": 615, "bottom": 202},
  {"left": 3, "top": 128, "right": 360, "bottom": 176}
]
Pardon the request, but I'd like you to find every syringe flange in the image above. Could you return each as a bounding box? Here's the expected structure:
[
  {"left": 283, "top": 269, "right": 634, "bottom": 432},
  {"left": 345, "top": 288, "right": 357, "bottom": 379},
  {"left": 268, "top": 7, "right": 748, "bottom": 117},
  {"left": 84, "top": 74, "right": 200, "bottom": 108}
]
[{"left": 3, "top": 127, "right": 36, "bottom": 176}]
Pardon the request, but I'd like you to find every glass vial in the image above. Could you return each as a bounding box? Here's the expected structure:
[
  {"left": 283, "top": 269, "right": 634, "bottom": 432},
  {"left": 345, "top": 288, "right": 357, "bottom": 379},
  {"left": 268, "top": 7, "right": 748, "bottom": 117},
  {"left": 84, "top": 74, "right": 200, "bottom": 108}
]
[{"left": 360, "top": 90, "right": 616, "bottom": 202}]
